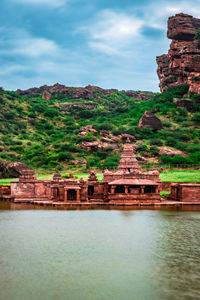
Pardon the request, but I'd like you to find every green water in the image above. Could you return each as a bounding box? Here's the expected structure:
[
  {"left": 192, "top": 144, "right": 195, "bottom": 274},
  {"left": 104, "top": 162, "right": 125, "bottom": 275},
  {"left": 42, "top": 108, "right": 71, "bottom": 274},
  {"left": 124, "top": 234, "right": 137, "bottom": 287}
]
[{"left": 0, "top": 205, "right": 200, "bottom": 300}]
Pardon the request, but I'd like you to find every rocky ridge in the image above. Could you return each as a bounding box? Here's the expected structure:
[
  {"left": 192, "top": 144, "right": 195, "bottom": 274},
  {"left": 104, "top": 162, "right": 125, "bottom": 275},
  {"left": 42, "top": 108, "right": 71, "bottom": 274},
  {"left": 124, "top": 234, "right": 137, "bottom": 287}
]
[
  {"left": 157, "top": 13, "right": 200, "bottom": 94},
  {"left": 16, "top": 83, "right": 154, "bottom": 101}
]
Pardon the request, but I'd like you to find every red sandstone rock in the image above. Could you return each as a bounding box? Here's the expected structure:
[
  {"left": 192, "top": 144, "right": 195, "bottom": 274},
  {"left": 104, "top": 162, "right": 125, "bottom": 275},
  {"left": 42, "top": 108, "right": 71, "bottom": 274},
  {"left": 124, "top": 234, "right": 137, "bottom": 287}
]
[
  {"left": 42, "top": 90, "right": 52, "bottom": 100},
  {"left": 173, "top": 98, "right": 194, "bottom": 110},
  {"left": 157, "top": 13, "right": 200, "bottom": 94},
  {"left": 167, "top": 13, "right": 200, "bottom": 41},
  {"left": 0, "top": 161, "right": 30, "bottom": 178},
  {"left": 138, "top": 111, "right": 163, "bottom": 130},
  {"left": 78, "top": 125, "right": 97, "bottom": 136},
  {"left": 159, "top": 147, "right": 186, "bottom": 157}
]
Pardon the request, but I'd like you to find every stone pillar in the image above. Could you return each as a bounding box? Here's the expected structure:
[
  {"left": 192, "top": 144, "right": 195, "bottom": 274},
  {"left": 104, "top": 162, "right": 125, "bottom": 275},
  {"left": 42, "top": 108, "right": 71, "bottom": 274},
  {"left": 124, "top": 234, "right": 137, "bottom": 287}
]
[
  {"left": 125, "top": 186, "right": 128, "bottom": 194},
  {"left": 64, "top": 188, "right": 68, "bottom": 202},
  {"left": 77, "top": 189, "right": 80, "bottom": 202},
  {"left": 141, "top": 186, "right": 145, "bottom": 194},
  {"left": 111, "top": 186, "right": 115, "bottom": 194}
]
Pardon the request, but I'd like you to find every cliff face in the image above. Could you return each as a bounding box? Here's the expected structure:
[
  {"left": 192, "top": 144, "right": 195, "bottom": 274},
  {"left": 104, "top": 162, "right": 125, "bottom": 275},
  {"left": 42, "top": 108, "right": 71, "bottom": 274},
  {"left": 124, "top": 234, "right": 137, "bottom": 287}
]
[{"left": 157, "top": 13, "right": 200, "bottom": 94}]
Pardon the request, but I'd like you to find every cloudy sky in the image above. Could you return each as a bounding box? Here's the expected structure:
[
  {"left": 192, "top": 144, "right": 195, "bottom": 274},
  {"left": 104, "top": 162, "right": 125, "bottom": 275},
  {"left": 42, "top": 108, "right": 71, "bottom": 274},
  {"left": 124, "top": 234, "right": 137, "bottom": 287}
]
[{"left": 1, "top": 0, "right": 200, "bottom": 91}]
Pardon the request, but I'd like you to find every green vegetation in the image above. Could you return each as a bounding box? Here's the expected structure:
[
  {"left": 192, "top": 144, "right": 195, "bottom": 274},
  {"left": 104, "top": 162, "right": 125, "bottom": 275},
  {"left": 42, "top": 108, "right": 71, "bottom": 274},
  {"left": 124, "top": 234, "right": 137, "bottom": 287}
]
[
  {"left": 194, "top": 30, "right": 200, "bottom": 40},
  {"left": 160, "top": 190, "right": 170, "bottom": 197},
  {"left": 160, "top": 170, "right": 200, "bottom": 182},
  {"left": 0, "top": 84, "right": 199, "bottom": 174}
]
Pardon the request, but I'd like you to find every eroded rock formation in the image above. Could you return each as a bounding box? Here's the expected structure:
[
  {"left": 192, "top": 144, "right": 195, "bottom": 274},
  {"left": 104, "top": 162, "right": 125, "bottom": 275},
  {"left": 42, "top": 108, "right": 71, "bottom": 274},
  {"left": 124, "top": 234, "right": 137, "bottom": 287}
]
[{"left": 157, "top": 13, "right": 200, "bottom": 94}]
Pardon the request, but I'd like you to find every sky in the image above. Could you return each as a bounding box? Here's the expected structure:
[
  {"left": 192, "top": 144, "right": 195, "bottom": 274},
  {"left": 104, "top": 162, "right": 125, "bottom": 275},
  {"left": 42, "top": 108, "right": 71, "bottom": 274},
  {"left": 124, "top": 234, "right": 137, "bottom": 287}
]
[{"left": 1, "top": 0, "right": 200, "bottom": 92}]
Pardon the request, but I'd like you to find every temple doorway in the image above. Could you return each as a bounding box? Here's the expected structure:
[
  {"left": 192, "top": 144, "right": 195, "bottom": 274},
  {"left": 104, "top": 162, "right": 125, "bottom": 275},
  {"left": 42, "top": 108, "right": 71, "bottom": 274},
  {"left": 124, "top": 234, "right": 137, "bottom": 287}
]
[
  {"left": 144, "top": 186, "right": 156, "bottom": 193},
  {"left": 67, "top": 189, "right": 77, "bottom": 200},
  {"left": 88, "top": 186, "right": 94, "bottom": 196},
  {"left": 115, "top": 185, "right": 125, "bottom": 194}
]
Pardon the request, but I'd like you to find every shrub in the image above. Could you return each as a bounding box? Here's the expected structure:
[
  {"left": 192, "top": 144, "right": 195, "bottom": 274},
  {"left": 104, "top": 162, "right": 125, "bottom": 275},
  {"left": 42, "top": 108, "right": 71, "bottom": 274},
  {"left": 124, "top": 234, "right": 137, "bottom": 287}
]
[
  {"left": 194, "top": 30, "right": 200, "bottom": 40},
  {"left": 79, "top": 110, "right": 94, "bottom": 119},
  {"left": 56, "top": 152, "right": 73, "bottom": 162}
]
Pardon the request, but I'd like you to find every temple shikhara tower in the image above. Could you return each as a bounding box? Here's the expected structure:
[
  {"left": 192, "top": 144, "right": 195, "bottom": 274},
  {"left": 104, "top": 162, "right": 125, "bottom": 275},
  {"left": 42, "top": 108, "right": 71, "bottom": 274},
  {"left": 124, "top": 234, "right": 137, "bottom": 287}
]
[
  {"left": 118, "top": 139, "right": 139, "bottom": 172},
  {"left": 8, "top": 140, "right": 161, "bottom": 205}
]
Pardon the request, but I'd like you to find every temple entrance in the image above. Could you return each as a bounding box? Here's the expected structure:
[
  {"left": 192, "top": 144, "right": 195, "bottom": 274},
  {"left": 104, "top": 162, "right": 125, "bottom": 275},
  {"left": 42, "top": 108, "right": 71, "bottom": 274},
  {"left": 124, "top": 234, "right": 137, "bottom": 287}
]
[
  {"left": 67, "top": 189, "right": 77, "bottom": 200},
  {"left": 56, "top": 188, "right": 59, "bottom": 197},
  {"left": 128, "top": 185, "right": 141, "bottom": 194},
  {"left": 115, "top": 185, "right": 125, "bottom": 194},
  {"left": 88, "top": 186, "right": 94, "bottom": 196},
  {"left": 144, "top": 186, "right": 156, "bottom": 193}
]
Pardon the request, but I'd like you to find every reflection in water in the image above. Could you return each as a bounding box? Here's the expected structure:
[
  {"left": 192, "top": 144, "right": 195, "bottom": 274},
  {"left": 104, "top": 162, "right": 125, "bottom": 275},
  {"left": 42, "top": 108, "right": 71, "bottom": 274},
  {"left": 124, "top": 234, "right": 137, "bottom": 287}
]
[{"left": 0, "top": 203, "right": 200, "bottom": 300}]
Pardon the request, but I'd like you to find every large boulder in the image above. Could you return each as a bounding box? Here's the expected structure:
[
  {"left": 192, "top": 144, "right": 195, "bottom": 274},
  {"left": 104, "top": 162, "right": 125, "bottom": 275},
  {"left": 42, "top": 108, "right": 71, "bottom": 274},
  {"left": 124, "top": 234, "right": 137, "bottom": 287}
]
[
  {"left": 0, "top": 161, "right": 30, "bottom": 178},
  {"left": 138, "top": 111, "right": 163, "bottom": 130}
]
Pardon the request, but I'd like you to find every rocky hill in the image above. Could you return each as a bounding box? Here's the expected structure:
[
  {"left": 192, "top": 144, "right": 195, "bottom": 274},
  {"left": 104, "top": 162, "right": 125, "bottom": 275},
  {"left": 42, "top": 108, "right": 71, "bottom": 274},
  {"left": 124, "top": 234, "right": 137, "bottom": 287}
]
[
  {"left": 157, "top": 13, "right": 200, "bottom": 94},
  {"left": 0, "top": 13, "right": 200, "bottom": 176},
  {"left": 0, "top": 83, "right": 199, "bottom": 176}
]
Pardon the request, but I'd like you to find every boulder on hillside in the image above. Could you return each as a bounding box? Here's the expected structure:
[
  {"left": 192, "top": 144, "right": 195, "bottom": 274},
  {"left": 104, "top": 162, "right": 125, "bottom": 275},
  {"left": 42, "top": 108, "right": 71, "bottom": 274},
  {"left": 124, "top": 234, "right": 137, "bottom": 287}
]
[
  {"left": 42, "top": 90, "right": 52, "bottom": 101},
  {"left": 173, "top": 98, "right": 195, "bottom": 110},
  {"left": 78, "top": 125, "right": 97, "bottom": 136},
  {"left": 0, "top": 161, "right": 30, "bottom": 178},
  {"left": 80, "top": 141, "right": 101, "bottom": 152},
  {"left": 159, "top": 147, "right": 186, "bottom": 157},
  {"left": 138, "top": 111, "right": 163, "bottom": 130}
]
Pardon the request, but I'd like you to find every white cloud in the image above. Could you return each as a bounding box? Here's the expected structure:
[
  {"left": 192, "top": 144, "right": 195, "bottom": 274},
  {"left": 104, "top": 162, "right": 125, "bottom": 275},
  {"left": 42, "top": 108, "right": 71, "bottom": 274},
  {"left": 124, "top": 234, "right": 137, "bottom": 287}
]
[
  {"left": 87, "top": 10, "right": 144, "bottom": 55},
  {"left": 13, "top": 37, "right": 60, "bottom": 57},
  {"left": 13, "top": 0, "right": 67, "bottom": 7},
  {"left": 143, "top": 0, "right": 200, "bottom": 29}
]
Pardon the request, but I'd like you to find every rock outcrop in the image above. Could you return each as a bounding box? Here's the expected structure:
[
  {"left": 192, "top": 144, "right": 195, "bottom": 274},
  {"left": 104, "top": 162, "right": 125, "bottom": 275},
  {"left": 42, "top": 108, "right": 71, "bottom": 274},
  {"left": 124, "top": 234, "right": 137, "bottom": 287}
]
[
  {"left": 42, "top": 90, "right": 52, "bottom": 101},
  {"left": 138, "top": 111, "right": 163, "bottom": 131},
  {"left": 159, "top": 147, "right": 186, "bottom": 157},
  {"left": 16, "top": 83, "right": 154, "bottom": 101},
  {"left": 157, "top": 13, "right": 200, "bottom": 94},
  {"left": 78, "top": 126, "right": 97, "bottom": 136},
  {"left": 0, "top": 161, "right": 29, "bottom": 178}
]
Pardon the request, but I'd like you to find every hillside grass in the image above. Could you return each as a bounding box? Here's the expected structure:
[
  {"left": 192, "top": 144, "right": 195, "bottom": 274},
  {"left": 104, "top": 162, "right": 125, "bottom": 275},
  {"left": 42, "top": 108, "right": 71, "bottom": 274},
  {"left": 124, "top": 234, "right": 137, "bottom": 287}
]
[
  {"left": 160, "top": 169, "right": 200, "bottom": 182},
  {"left": 0, "top": 170, "right": 199, "bottom": 186}
]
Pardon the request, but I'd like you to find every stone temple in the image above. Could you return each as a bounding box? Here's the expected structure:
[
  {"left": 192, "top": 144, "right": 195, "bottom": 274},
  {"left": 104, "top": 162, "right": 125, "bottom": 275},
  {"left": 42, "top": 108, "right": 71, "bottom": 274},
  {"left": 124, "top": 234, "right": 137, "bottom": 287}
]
[{"left": 9, "top": 140, "right": 161, "bottom": 204}]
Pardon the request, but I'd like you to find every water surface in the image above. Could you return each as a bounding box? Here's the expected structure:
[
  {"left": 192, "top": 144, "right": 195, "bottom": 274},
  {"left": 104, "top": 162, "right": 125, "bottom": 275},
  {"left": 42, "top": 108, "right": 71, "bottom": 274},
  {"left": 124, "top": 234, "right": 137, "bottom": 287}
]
[{"left": 0, "top": 204, "right": 200, "bottom": 300}]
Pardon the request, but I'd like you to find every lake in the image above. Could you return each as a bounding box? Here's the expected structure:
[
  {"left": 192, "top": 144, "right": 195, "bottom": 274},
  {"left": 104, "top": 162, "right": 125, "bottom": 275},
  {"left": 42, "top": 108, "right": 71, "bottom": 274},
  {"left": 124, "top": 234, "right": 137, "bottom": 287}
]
[{"left": 0, "top": 203, "right": 200, "bottom": 300}]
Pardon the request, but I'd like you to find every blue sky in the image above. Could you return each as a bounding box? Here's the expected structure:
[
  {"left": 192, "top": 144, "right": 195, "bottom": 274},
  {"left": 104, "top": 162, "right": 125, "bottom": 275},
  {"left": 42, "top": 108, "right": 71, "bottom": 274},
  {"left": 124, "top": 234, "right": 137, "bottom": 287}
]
[{"left": 1, "top": 0, "right": 200, "bottom": 91}]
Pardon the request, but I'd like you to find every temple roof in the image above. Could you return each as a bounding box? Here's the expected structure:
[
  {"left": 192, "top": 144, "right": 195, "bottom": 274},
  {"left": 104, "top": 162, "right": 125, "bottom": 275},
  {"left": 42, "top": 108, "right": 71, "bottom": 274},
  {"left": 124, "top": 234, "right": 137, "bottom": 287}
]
[{"left": 108, "top": 179, "right": 158, "bottom": 185}]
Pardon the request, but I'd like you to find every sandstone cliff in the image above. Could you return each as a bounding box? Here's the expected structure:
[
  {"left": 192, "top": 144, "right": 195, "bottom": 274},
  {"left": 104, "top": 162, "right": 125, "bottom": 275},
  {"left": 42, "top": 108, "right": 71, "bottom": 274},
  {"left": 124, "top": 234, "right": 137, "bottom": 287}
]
[{"left": 157, "top": 13, "right": 200, "bottom": 94}]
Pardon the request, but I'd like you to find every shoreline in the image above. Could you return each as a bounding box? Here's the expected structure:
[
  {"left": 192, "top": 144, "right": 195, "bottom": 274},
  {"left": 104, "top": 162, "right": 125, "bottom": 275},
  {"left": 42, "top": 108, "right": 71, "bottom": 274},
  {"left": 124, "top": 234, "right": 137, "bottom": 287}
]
[{"left": 1, "top": 199, "right": 200, "bottom": 208}]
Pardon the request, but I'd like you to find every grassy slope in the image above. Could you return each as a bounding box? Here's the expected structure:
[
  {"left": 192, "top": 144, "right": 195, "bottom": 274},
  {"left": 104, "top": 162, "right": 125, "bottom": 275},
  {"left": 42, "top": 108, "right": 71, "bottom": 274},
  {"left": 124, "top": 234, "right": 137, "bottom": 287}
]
[
  {"left": 0, "top": 84, "right": 199, "bottom": 173},
  {"left": 1, "top": 170, "right": 199, "bottom": 186}
]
